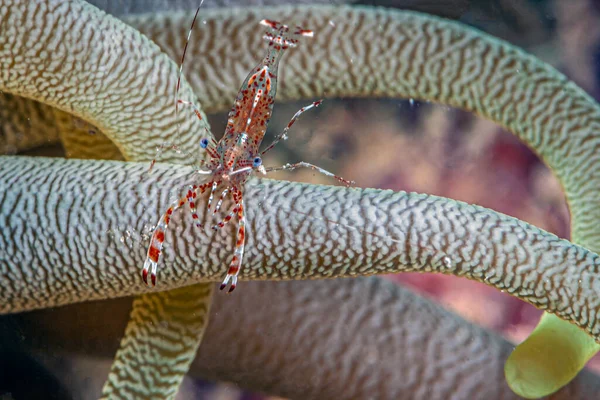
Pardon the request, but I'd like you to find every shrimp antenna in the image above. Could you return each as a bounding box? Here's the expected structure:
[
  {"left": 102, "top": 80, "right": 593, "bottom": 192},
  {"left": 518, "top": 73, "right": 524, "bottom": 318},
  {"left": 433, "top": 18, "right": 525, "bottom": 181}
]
[
  {"left": 150, "top": 0, "right": 207, "bottom": 173},
  {"left": 174, "top": 1, "right": 204, "bottom": 145}
]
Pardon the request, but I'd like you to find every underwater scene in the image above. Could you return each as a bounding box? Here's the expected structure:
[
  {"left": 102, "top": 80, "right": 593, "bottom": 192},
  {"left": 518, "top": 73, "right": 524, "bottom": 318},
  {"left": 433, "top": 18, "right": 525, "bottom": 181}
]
[{"left": 2, "top": 0, "right": 600, "bottom": 399}]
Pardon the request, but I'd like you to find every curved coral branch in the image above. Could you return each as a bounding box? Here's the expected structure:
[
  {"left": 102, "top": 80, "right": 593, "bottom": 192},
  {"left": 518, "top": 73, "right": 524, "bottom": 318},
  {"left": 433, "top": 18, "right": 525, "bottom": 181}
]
[
  {"left": 1, "top": 155, "right": 600, "bottom": 337},
  {"left": 20, "top": 278, "right": 600, "bottom": 400},
  {"left": 100, "top": 284, "right": 213, "bottom": 399},
  {"left": 0, "top": 0, "right": 203, "bottom": 163}
]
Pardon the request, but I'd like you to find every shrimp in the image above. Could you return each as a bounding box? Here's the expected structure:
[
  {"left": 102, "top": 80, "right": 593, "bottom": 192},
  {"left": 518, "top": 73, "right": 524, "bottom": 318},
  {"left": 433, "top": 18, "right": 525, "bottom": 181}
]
[{"left": 143, "top": 6, "right": 353, "bottom": 292}]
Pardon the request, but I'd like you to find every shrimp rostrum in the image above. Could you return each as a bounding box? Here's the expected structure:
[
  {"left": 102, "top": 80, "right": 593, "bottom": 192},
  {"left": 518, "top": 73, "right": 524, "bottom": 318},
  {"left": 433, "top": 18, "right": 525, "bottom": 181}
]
[{"left": 143, "top": 17, "right": 353, "bottom": 292}]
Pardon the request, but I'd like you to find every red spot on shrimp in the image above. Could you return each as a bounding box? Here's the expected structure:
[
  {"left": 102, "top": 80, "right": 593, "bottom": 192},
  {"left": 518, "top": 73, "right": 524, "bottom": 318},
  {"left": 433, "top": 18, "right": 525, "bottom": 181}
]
[
  {"left": 155, "top": 231, "right": 165, "bottom": 243},
  {"left": 228, "top": 266, "right": 240, "bottom": 275},
  {"left": 262, "top": 19, "right": 278, "bottom": 28},
  {"left": 237, "top": 230, "right": 245, "bottom": 246},
  {"left": 295, "top": 28, "right": 313, "bottom": 36},
  {"left": 148, "top": 246, "right": 160, "bottom": 262}
]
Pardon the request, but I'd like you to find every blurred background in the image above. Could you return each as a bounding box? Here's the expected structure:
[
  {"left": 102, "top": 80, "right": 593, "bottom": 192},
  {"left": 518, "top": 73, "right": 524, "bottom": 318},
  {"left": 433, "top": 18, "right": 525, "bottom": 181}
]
[{"left": 5, "top": 0, "right": 600, "bottom": 398}]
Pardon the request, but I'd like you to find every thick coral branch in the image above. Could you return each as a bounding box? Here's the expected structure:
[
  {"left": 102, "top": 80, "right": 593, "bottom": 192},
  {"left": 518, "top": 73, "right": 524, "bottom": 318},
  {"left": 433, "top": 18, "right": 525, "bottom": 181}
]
[
  {"left": 20, "top": 278, "right": 600, "bottom": 400},
  {"left": 2, "top": 156, "right": 600, "bottom": 341}
]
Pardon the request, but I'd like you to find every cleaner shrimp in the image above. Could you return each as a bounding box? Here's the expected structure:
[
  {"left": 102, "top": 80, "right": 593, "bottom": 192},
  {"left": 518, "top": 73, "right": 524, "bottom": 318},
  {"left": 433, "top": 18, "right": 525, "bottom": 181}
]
[{"left": 143, "top": 4, "right": 353, "bottom": 292}]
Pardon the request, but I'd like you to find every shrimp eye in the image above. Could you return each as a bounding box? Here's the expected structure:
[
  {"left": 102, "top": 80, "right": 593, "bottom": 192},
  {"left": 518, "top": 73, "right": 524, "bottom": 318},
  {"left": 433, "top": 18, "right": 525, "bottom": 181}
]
[
  {"left": 253, "top": 157, "right": 262, "bottom": 167},
  {"left": 200, "top": 138, "right": 209, "bottom": 149}
]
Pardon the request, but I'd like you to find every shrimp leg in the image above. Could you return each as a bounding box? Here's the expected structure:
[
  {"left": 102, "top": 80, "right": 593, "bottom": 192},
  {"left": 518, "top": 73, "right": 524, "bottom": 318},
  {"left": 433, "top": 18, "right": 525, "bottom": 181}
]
[
  {"left": 142, "top": 181, "right": 211, "bottom": 286},
  {"left": 187, "top": 182, "right": 213, "bottom": 227},
  {"left": 219, "top": 189, "right": 246, "bottom": 292},
  {"left": 265, "top": 162, "right": 355, "bottom": 186},
  {"left": 143, "top": 195, "right": 189, "bottom": 286},
  {"left": 213, "top": 188, "right": 230, "bottom": 214},
  {"left": 211, "top": 205, "right": 239, "bottom": 230},
  {"left": 261, "top": 100, "right": 323, "bottom": 155}
]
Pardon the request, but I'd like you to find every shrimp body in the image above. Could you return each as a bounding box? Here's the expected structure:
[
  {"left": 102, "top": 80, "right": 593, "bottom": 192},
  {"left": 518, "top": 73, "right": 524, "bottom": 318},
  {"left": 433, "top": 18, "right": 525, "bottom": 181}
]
[
  {"left": 217, "top": 20, "right": 313, "bottom": 169},
  {"left": 143, "top": 19, "right": 317, "bottom": 292}
]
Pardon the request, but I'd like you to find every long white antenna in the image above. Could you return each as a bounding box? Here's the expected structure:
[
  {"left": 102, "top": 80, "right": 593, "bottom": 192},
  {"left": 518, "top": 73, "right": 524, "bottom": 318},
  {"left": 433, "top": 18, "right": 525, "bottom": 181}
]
[
  {"left": 150, "top": 0, "right": 205, "bottom": 173},
  {"left": 174, "top": 1, "right": 205, "bottom": 152}
]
